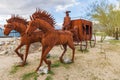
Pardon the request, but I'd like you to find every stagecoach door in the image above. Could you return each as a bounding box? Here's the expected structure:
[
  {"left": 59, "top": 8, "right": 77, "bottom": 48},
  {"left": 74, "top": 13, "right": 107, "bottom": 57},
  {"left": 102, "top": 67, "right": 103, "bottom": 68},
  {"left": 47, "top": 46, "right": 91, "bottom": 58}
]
[{"left": 86, "top": 25, "right": 89, "bottom": 35}]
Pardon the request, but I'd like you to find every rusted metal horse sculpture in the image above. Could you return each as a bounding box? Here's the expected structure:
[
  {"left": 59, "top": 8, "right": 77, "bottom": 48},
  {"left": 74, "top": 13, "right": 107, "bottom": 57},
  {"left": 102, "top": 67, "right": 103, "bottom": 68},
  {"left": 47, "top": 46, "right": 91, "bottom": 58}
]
[
  {"left": 26, "top": 10, "right": 75, "bottom": 71},
  {"left": 4, "top": 15, "right": 44, "bottom": 66}
]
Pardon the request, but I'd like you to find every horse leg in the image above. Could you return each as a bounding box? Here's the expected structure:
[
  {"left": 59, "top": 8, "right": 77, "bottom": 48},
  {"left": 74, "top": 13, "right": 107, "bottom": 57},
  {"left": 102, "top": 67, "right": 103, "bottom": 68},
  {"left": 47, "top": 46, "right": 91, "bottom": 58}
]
[
  {"left": 21, "top": 44, "right": 30, "bottom": 66},
  {"left": 36, "top": 46, "right": 53, "bottom": 72},
  {"left": 35, "top": 46, "right": 45, "bottom": 72},
  {"left": 59, "top": 44, "right": 67, "bottom": 63},
  {"left": 43, "top": 46, "right": 53, "bottom": 71},
  {"left": 35, "top": 46, "right": 48, "bottom": 71},
  {"left": 60, "top": 45, "right": 63, "bottom": 50},
  {"left": 68, "top": 41, "right": 75, "bottom": 62},
  {"left": 15, "top": 43, "right": 24, "bottom": 61},
  {"left": 35, "top": 49, "right": 44, "bottom": 72}
]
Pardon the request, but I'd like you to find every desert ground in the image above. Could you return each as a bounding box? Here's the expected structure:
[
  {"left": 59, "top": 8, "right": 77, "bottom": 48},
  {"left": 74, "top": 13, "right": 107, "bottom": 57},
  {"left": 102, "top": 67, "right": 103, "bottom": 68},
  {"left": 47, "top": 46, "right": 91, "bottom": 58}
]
[{"left": 0, "top": 37, "right": 120, "bottom": 80}]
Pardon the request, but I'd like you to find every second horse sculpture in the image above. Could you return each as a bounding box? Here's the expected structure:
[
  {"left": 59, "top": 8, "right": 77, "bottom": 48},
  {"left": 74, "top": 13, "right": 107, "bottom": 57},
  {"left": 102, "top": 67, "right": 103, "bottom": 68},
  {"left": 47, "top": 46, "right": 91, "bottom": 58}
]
[{"left": 26, "top": 9, "right": 75, "bottom": 71}]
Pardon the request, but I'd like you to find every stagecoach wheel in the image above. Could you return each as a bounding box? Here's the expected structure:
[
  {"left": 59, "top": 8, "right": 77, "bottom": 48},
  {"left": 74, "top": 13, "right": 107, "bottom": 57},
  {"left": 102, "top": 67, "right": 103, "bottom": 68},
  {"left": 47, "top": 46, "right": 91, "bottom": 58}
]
[
  {"left": 80, "top": 40, "right": 88, "bottom": 51},
  {"left": 90, "top": 33, "right": 96, "bottom": 48}
]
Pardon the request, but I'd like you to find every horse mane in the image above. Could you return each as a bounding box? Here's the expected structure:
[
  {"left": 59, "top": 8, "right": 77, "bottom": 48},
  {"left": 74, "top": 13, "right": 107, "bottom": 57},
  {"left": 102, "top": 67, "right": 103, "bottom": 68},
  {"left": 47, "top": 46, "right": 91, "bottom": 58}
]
[
  {"left": 7, "top": 15, "right": 28, "bottom": 25},
  {"left": 32, "top": 8, "right": 55, "bottom": 27}
]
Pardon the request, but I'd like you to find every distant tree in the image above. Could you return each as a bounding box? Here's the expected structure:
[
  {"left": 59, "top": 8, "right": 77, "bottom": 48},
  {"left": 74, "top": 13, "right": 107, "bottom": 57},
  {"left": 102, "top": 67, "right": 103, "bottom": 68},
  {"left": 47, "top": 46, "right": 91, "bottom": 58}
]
[{"left": 86, "top": 0, "right": 120, "bottom": 40}]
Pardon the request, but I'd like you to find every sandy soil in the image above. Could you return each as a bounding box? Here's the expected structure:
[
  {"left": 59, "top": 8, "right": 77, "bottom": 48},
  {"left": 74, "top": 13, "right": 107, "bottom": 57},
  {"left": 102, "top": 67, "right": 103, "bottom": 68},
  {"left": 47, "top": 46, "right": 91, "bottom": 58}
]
[{"left": 0, "top": 38, "right": 120, "bottom": 80}]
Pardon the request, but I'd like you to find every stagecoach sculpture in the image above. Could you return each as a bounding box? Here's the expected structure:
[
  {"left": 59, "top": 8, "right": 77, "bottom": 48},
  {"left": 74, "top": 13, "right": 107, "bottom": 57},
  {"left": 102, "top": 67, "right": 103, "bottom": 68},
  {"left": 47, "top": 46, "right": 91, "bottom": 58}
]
[{"left": 62, "top": 11, "right": 96, "bottom": 50}]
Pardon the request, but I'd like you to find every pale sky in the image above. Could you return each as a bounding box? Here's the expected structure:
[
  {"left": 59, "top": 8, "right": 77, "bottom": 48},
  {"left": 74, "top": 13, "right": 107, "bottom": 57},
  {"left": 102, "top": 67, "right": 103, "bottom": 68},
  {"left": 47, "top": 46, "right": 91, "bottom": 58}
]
[{"left": 0, "top": 0, "right": 118, "bottom": 29}]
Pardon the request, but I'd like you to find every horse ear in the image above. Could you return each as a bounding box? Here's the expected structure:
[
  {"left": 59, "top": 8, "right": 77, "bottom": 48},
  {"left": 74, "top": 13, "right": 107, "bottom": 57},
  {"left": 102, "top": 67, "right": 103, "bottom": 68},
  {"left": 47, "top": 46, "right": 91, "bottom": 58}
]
[
  {"left": 36, "top": 8, "right": 38, "bottom": 12},
  {"left": 36, "top": 8, "right": 37, "bottom": 11},
  {"left": 30, "top": 16, "right": 33, "bottom": 20},
  {"left": 6, "top": 19, "right": 8, "bottom": 22}
]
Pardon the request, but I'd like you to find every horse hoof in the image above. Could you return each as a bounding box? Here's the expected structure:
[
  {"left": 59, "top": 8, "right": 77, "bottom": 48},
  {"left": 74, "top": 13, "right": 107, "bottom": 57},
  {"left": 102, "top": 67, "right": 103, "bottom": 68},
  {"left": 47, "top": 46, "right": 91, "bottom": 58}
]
[
  {"left": 17, "top": 62, "right": 27, "bottom": 67},
  {"left": 64, "top": 58, "right": 73, "bottom": 64},
  {"left": 71, "top": 59, "right": 74, "bottom": 63},
  {"left": 59, "top": 58, "right": 64, "bottom": 63},
  {"left": 35, "top": 67, "right": 40, "bottom": 72},
  {"left": 35, "top": 69, "right": 38, "bottom": 72},
  {"left": 20, "top": 54, "right": 24, "bottom": 60},
  {"left": 17, "top": 64, "right": 24, "bottom": 67}
]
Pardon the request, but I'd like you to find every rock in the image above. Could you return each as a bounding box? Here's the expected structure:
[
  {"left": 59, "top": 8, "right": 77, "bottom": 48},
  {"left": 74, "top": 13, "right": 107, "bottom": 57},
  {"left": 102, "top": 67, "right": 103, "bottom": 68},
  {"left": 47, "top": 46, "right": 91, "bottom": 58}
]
[
  {"left": 5, "top": 41, "right": 10, "bottom": 45},
  {"left": 42, "top": 67, "right": 48, "bottom": 74},
  {"left": 63, "top": 58, "right": 72, "bottom": 64},
  {"left": 37, "top": 66, "right": 48, "bottom": 74},
  {"left": 0, "top": 50, "right": 8, "bottom": 55},
  {"left": 0, "top": 41, "right": 5, "bottom": 46}
]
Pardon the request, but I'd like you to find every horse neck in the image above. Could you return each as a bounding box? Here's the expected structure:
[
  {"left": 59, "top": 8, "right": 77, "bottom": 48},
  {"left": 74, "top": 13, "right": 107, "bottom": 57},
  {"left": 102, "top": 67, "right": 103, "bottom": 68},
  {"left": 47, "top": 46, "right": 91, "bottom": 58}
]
[
  {"left": 36, "top": 19, "right": 55, "bottom": 32},
  {"left": 13, "top": 23, "right": 27, "bottom": 36}
]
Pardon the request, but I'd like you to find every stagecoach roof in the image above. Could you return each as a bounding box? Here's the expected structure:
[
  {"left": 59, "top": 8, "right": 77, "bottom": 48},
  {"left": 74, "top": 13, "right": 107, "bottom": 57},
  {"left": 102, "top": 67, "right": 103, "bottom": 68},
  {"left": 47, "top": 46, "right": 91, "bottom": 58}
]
[{"left": 71, "top": 18, "right": 92, "bottom": 23}]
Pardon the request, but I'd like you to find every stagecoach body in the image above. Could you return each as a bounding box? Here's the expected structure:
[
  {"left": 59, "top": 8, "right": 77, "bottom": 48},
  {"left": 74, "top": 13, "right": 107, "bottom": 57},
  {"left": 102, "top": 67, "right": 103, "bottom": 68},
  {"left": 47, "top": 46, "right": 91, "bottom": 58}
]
[
  {"left": 71, "top": 19, "right": 92, "bottom": 41},
  {"left": 70, "top": 19, "right": 96, "bottom": 50}
]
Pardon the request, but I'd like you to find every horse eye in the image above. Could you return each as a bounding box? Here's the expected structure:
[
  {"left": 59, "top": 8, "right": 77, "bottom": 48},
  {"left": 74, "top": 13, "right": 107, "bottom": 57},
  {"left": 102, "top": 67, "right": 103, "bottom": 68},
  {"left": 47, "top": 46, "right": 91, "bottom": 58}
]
[{"left": 4, "top": 25, "right": 7, "bottom": 28}]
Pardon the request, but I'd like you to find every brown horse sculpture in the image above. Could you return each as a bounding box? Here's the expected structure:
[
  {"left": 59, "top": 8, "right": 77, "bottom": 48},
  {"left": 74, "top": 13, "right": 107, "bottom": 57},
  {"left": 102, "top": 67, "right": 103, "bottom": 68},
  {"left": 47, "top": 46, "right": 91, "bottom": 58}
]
[
  {"left": 26, "top": 18, "right": 75, "bottom": 72},
  {"left": 4, "top": 16, "right": 44, "bottom": 66}
]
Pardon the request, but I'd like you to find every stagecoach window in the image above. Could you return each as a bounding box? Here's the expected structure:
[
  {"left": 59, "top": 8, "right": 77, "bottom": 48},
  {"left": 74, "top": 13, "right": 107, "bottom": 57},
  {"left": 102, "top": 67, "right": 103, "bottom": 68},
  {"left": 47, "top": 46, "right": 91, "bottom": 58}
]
[
  {"left": 86, "top": 25, "right": 89, "bottom": 34},
  {"left": 82, "top": 24, "right": 85, "bottom": 34}
]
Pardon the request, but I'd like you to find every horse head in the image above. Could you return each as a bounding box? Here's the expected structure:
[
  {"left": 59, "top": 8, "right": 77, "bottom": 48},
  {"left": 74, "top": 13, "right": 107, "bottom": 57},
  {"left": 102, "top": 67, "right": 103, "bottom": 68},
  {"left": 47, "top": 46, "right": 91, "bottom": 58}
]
[
  {"left": 26, "top": 19, "right": 55, "bottom": 36},
  {"left": 4, "top": 23, "right": 15, "bottom": 35},
  {"left": 5, "top": 15, "right": 28, "bottom": 36}
]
